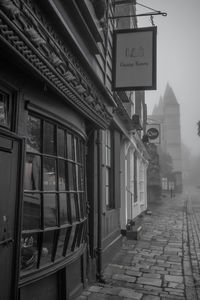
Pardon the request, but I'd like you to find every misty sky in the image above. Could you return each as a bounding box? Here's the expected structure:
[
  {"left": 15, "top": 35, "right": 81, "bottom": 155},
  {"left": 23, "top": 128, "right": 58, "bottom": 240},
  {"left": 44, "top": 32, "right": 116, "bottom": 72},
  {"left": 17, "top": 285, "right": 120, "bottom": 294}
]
[{"left": 137, "top": 0, "right": 200, "bottom": 156}]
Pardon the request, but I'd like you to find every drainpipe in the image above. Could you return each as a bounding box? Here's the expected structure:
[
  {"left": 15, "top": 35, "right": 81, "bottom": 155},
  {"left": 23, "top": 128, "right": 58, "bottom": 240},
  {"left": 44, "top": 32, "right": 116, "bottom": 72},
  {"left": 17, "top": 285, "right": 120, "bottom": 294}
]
[{"left": 96, "top": 129, "right": 105, "bottom": 283}]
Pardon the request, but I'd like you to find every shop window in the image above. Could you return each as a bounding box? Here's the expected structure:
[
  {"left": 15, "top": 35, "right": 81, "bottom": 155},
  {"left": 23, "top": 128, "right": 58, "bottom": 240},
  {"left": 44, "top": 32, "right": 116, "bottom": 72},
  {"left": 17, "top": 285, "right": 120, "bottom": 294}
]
[
  {"left": 105, "top": 130, "right": 114, "bottom": 209},
  {"left": 21, "top": 114, "right": 87, "bottom": 276}
]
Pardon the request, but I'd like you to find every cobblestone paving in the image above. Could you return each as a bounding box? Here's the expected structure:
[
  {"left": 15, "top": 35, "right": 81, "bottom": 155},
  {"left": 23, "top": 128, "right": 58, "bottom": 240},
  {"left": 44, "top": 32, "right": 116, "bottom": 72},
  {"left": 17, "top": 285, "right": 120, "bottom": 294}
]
[{"left": 77, "top": 192, "right": 200, "bottom": 300}]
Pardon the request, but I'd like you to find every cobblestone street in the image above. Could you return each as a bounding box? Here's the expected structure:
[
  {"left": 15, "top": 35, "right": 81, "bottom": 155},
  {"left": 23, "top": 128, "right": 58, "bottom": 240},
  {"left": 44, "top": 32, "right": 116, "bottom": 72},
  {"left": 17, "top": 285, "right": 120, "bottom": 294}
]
[{"left": 77, "top": 190, "right": 200, "bottom": 300}]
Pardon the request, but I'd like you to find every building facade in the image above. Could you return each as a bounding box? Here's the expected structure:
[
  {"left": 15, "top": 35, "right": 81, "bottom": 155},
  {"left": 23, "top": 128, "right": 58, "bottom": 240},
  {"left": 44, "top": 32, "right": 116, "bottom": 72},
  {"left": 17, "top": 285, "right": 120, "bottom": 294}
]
[{"left": 0, "top": 1, "right": 149, "bottom": 299}]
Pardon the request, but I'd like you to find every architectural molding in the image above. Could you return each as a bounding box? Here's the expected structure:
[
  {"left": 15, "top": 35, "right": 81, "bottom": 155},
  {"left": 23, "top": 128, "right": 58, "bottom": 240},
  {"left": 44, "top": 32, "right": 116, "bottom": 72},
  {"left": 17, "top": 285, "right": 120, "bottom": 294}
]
[{"left": 0, "top": 0, "right": 113, "bottom": 128}]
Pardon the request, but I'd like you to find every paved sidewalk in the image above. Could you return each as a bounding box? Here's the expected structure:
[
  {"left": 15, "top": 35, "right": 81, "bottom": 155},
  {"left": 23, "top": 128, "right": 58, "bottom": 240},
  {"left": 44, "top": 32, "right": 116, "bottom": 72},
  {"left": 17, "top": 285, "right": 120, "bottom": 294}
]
[{"left": 77, "top": 194, "right": 199, "bottom": 300}]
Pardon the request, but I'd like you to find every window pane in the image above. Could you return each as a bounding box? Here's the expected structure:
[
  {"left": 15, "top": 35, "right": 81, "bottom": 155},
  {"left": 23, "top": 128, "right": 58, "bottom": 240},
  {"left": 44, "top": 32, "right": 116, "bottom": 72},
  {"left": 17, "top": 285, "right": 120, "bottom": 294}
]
[
  {"left": 24, "top": 154, "right": 41, "bottom": 190},
  {"left": 43, "top": 157, "right": 56, "bottom": 191},
  {"left": 59, "top": 194, "right": 69, "bottom": 225},
  {"left": 79, "top": 193, "right": 86, "bottom": 218},
  {"left": 26, "top": 115, "right": 41, "bottom": 153},
  {"left": 106, "top": 168, "right": 110, "bottom": 185},
  {"left": 66, "top": 225, "right": 76, "bottom": 254},
  {"left": 66, "top": 133, "right": 74, "bottom": 160},
  {"left": 74, "top": 137, "right": 81, "bottom": 163},
  {"left": 43, "top": 121, "right": 55, "bottom": 155},
  {"left": 76, "top": 194, "right": 81, "bottom": 219},
  {"left": 55, "top": 228, "right": 67, "bottom": 260},
  {"left": 57, "top": 128, "right": 65, "bottom": 158},
  {"left": 40, "top": 230, "right": 55, "bottom": 266},
  {"left": 76, "top": 223, "right": 84, "bottom": 248},
  {"left": 58, "top": 159, "right": 66, "bottom": 191},
  {"left": 79, "top": 193, "right": 85, "bottom": 218},
  {"left": 71, "top": 225, "right": 79, "bottom": 251},
  {"left": 106, "top": 187, "right": 109, "bottom": 207},
  {"left": 63, "top": 227, "right": 71, "bottom": 256},
  {"left": 67, "top": 162, "right": 76, "bottom": 190},
  {"left": 106, "top": 148, "right": 111, "bottom": 167},
  {"left": 43, "top": 194, "right": 57, "bottom": 227},
  {"left": 106, "top": 130, "right": 111, "bottom": 147},
  {"left": 80, "top": 141, "right": 84, "bottom": 164},
  {"left": 69, "top": 193, "right": 78, "bottom": 222},
  {"left": 23, "top": 193, "right": 41, "bottom": 230},
  {"left": 78, "top": 166, "right": 84, "bottom": 190},
  {"left": 82, "top": 221, "right": 87, "bottom": 244},
  {"left": 21, "top": 232, "right": 39, "bottom": 272},
  {"left": 0, "top": 91, "right": 9, "bottom": 127}
]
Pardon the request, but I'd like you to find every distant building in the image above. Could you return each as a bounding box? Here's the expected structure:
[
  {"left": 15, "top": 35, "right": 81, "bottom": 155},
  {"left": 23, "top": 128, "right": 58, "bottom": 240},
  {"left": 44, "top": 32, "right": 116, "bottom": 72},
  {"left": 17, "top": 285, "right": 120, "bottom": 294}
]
[{"left": 151, "top": 83, "right": 182, "bottom": 192}]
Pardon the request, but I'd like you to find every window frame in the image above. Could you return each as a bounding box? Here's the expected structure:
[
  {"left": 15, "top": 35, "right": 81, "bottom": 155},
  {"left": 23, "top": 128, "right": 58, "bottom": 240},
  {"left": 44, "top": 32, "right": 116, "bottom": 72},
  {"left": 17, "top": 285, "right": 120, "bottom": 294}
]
[{"left": 21, "top": 112, "right": 87, "bottom": 279}]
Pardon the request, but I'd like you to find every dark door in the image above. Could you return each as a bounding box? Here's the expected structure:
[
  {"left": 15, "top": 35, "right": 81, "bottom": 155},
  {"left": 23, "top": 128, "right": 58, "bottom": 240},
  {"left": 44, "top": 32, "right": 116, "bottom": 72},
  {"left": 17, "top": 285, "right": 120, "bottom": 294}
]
[{"left": 0, "top": 131, "right": 24, "bottom": 300}]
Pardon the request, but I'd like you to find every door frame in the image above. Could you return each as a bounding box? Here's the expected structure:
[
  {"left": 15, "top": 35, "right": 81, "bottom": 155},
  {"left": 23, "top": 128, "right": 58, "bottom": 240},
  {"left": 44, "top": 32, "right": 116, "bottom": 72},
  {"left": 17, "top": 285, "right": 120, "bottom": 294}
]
[{"left": 0, "top": 129, "right": 25, "bottom": 300}]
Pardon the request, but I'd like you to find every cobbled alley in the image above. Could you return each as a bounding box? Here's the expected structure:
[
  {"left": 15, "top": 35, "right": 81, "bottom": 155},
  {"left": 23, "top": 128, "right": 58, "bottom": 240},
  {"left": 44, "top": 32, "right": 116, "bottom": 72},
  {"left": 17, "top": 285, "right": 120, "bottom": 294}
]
[{"left": 77, "top": 189, "right": 200, "bottom": 300}]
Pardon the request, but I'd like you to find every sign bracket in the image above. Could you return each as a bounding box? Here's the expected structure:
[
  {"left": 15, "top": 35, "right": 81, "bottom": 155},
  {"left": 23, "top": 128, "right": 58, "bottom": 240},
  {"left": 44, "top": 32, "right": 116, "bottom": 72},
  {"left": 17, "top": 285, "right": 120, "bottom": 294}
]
[
  {"left": 109, "top": 11, "right": 167, "bottom": 20},
  {"left": 111, "top": 1, "right": 167, "bottom": 20}
]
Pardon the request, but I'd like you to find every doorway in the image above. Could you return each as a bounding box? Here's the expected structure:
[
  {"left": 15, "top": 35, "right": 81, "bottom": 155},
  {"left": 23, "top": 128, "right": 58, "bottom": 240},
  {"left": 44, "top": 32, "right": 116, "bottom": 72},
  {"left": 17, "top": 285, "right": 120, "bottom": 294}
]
[{"left": 0, "top": 131, "right": 24, "bottom": 300}]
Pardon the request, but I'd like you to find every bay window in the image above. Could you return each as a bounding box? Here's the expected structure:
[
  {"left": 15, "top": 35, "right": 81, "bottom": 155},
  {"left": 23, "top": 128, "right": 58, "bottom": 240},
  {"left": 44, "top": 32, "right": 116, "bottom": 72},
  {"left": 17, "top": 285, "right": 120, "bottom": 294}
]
[{"left": 21, "top": 113, "right": 87, "bottom": 275}]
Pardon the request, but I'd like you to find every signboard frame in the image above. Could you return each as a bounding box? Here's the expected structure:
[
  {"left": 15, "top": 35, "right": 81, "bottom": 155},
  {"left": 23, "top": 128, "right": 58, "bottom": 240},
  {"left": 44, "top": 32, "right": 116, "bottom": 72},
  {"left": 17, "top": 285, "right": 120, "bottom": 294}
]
[
  {"left": 146, "top": 123, "right": 160, "bottom": 144},
  {"left": 112, "top": 26, "right": 157, "bottom": 91}
]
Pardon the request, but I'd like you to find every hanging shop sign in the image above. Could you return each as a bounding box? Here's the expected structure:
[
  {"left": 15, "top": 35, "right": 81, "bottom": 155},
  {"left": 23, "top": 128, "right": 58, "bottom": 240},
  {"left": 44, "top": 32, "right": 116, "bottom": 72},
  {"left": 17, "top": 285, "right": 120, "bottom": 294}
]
[
  {"left": 146, "top": 123, "right": 160, "bottom": 144},
  {"left": 112, "top": 26, "right": 157, "bottom": 91}
]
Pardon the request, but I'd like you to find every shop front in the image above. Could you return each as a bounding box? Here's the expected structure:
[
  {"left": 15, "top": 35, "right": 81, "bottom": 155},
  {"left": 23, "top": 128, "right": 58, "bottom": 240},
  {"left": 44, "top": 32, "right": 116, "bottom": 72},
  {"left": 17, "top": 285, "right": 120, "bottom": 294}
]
[
  {"left": 0, "top": 1, "right": 113, "bottom": 299},
  {"left": 0, "top": 63, "right": 89, "bottom": 299}
]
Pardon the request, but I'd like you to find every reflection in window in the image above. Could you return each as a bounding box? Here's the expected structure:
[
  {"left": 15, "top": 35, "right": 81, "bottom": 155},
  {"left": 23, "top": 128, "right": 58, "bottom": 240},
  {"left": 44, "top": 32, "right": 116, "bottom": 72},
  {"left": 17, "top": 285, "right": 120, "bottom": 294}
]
[
  {"left": 78, "top": 166, "right": 84, "bottom": 190},
  {"left": 66, "top": 133, "right": 74, "bottom": 160},
  {"left": 40, "top": 231, "right": 55, "bottom": 266},
  {"left": 74, "top": 137, "right": 81, "bottom": 163},
  {"left": 43, "top": 121, "right": 55, "bottom": 155},
  {"left": 57, "top": 128, "right": 65, "bottom": 157},
  {"left": 21, "top": 232, "right": 39, "bottom": 272},
  {"left": 27, "top": 115, "right": 41, "bottom": 153},
  {"left": 23, "top": 193, "right": 41, "bottom": 230},
  {"left": 43, "top": 157, "right": 56, "bottom": 191},
  {"left": 58, "top": 159, "right": 66, "bottom": 191},
  {"left": 59, "top": 193, "right": 69, "bottom": 225},
  {"left": 68, "top": 162, "right": 76, "bottom": 190},
  {"left": 24, "top": 154, "right": 41, "bottom": 190},
  {"left": 43, "top": 194, "right": 57, "bottom": 227},
  {"left": 70, "top": 193, "right": 77, "bottom": 222}
]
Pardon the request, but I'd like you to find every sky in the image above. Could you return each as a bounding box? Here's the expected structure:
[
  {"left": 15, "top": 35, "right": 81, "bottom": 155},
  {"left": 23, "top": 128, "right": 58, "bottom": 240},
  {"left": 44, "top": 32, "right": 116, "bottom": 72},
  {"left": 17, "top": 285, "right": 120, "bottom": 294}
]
[{"left": 137, "top": 0, "right": 200, "bottom": 156}]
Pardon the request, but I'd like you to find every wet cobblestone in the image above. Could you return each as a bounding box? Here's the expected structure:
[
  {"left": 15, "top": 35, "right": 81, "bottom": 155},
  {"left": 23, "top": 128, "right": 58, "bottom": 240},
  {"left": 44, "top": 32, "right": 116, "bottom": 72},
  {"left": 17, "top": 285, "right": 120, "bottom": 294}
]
[{"left": 77, "top": 192, "right": 200, "bottom": 300}]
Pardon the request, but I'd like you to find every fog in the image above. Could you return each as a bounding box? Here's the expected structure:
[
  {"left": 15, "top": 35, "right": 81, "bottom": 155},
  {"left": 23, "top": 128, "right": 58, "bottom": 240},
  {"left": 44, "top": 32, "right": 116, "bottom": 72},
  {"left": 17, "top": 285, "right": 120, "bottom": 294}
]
[{"left": 137, "top": 0, "right": 200, "bottom": 156}]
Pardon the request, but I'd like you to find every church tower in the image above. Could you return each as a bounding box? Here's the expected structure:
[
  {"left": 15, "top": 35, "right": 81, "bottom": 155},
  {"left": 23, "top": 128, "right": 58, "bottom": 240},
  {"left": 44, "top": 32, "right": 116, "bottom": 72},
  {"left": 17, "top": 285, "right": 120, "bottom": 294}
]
[{"left": 151, "top": 83, "right": 182, "bottom": 192}]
